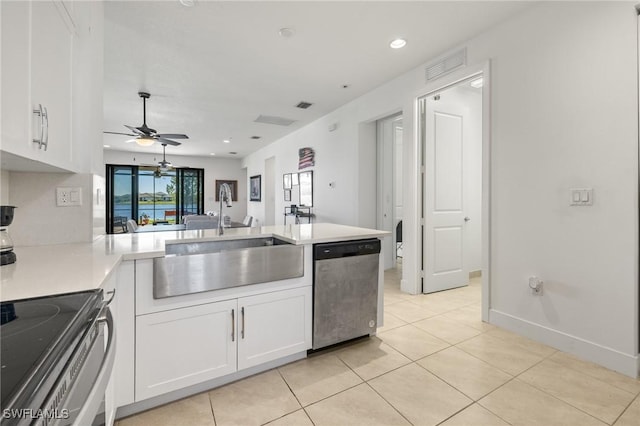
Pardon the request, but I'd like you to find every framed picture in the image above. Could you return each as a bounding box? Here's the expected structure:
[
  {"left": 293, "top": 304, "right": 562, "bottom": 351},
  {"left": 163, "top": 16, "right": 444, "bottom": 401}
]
[
  {"left": 291, "top": 172, "right": 299, "bottom": 186},
  {"left": 284, "top": 189, "right": 291, "bottom": 201},
  {"left": 299, "top": 170, "right": 313, "bottom": 206},
  {"left": 215, "top": 180, "right": 238, "bottom": 201},
  {"left": 283, "top": 173, "right": 292, "bottom": 189},
  {"left": 250, "top": 175, "right": 262, "bottom": 201}
]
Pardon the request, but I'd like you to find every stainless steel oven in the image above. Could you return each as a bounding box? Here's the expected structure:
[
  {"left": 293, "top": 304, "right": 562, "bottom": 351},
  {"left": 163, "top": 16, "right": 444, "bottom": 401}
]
[{"left": 1, "top": 290, "right": 116, "bottom": 426}]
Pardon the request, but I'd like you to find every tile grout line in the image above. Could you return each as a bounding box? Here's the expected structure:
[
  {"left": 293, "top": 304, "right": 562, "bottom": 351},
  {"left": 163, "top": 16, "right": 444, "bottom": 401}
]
[
  {"left": 610, "top": 391, "right": 640, "bottom": 426},
  {"left": 546, "top": 354, "right": 640, "bottom": 397},
  {"left": 362, "top": 380, "right": 416, "bottom": 426},
  {"left": 504, "top": 351, "right": 622, "bottom": 425},
  {"left": 412, "top": 354, "right": 513, "bottom": 403},
  {"left": 207, "top": 392, "right": 217, "bottom": 426}
]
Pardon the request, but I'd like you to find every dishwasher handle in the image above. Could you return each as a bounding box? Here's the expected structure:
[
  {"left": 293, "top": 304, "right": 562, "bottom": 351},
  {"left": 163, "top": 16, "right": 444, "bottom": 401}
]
[{"left": 313, "top": 239, "right": 380, "bottom": 260}]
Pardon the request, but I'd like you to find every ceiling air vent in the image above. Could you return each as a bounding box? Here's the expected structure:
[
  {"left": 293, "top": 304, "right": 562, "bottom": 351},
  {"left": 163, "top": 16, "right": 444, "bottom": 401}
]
[
  {"left": 296, "top": 101, "right": 313, "bottom": 109},
  {"left": 254, "top": 115, "right": 296, "bottom": 126},
  {"left": 425, "top": 48, "right": 466, "bottom": 82}
]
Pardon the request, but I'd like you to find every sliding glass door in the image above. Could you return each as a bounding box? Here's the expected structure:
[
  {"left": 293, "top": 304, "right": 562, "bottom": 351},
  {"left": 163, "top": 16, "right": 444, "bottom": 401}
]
[{"left": 106, "top": 165, "right": 204, "bottom": 233}]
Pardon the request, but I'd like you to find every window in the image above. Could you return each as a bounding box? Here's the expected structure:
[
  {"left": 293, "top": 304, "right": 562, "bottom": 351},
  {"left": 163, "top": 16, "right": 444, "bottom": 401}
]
[{"left": 106, "top": 165, "right": 204, "bottom": 233}]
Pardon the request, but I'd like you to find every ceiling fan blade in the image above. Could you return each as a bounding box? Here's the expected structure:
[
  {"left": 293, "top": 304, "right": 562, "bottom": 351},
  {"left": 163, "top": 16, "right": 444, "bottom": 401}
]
[
  {"left": 104, "top": 131, "right": 137, "bottom": 136},
  {"left": 156, "top": 137, "right": 181, "bottom": 146},
  {"left": 156, "top": 133, "right": 189, "bottom": 139},
  {"left": 124, "top": 125, "right": 146, "bottom": 136}
]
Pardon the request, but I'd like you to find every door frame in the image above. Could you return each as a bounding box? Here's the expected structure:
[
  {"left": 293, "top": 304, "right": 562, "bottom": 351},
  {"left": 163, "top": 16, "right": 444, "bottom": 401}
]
[
  {"left": 376, "top": 112, "right": 403, "bottom": 269},
  {"left": 414, "top": 61, "right": 491, "bottom": 322}
]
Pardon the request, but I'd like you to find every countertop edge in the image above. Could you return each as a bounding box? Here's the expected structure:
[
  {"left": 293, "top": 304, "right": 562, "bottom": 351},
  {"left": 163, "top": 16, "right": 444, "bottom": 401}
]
[{"left": 1, "top": 224, "right": 391, "bottom": 301}]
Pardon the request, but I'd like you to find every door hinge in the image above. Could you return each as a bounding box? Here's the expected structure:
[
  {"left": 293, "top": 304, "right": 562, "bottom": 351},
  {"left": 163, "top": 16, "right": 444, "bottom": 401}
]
[
  {"left": 420, "top": 218, "right": 425, "bottom": 226},
  {"left": 420, "top": 270, "right": 425, "bottom": 278},
  {"left": 420, "top": 165, "right": 425, "bottom": 173}
]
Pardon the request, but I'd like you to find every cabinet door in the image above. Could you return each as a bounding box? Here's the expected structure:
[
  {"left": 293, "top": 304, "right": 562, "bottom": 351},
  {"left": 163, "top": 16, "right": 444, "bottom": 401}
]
[
  {"left": 0, "top": 1, "right": 30, "bottom": 157},
  {"left": 31, "top": 0, "right": 74, "bottom": 168},
  {"left": 135, "top": 299, "right": 237, "bottom": 401},
  {"left": 238, "top": 287, "right": 312, "bottom": 370}
]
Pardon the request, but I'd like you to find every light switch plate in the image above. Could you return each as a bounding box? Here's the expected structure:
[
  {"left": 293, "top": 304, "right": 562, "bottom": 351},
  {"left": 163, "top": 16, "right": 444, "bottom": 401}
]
[{"left": 570, "top": 188, "right": 593, "bottom": 206}]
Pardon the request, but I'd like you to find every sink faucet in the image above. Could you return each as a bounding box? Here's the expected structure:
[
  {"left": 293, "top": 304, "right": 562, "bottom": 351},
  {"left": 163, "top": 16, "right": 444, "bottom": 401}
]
[{"left": 218, "top": 183, "right": 233, "bottom": 235}]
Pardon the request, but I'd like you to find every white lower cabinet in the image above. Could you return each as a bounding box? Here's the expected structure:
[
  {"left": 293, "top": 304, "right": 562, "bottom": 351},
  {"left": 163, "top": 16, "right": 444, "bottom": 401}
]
[
  {"left": 134, "top": 286, "right": 312, "bottom": 401},
  {"left": 238, "top": 287, "right": 311, "bottom": 370},
  {"left": 135, "top": 299, "right": 237, "bottom": 401}
]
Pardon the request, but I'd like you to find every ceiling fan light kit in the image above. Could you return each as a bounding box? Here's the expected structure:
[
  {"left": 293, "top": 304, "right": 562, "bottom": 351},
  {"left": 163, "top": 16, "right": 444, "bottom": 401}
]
[{"left": 136, "top": 137, "right": 156, "bottom": 147}]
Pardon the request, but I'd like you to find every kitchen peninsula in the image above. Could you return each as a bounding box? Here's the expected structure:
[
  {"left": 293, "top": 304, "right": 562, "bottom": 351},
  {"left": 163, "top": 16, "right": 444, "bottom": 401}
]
[{"left": 0, "top": 223, "right": 389, "bottom": 420}]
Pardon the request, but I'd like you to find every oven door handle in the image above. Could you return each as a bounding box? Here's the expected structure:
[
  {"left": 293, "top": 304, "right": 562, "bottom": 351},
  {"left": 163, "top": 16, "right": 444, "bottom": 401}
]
[{"left": 74, "top": 306, "right": 116, "bottom": 426}]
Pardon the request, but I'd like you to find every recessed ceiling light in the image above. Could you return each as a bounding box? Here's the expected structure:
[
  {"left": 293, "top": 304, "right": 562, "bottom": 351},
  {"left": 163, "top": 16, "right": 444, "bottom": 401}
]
[
  {"left": 470, "top": 77, "right": 484, "bottom": 88},
  {"left": 229, "top": 152, "right": 237, "bottom": 155},
  {"left": 179, "top": 0, "right": 195, "bottom": 7},
  {"left": 103, "top": 144, "right": 111, "bottom": 148},
  {"left": 342, "top": 84, "right": 350, "bottom": 89},
  {"left": 250, "top": 136, "right": 261, "bottom": 140},
  {"left": 210, "top": 153, "right": 216, "bottom": 156},
  {"left": 278, "top": 28, "right": 295, "bottom": 38},
  {"left": 223, "top": 139, "right": 230, "bottom": 144},
  {"left": 389, "top": 38, "right": 407, "bottom": 49}
]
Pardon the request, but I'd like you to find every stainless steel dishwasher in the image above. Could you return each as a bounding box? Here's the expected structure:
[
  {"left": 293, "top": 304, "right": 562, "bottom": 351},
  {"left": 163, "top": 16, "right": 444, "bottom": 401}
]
[{"left": 312, "top": 239, "right": 381, "bottom": 349}]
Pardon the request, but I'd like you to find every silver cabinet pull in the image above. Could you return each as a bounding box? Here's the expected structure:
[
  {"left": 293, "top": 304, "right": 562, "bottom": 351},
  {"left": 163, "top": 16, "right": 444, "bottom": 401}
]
[
  {"left": 231, "top": 309, "right": 235, "bottom": 342},
  {"left": 241, "top": 307, "right": 245, "bottom": 339},
  {"left": 33, "top": 104, "right": 44, "bottom": 148},
  {"left": 42, "top": 106, "right": 49, "bottom": 151}
]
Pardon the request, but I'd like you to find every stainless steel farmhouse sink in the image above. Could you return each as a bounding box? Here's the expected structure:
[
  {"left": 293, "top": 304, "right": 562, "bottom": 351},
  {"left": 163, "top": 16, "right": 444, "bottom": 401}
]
[{"left": 154, "top": 237, "right": 304, "bottom": 299}]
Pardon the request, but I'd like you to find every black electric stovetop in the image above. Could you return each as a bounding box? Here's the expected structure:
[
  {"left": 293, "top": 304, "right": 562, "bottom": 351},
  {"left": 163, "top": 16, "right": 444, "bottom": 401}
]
[{"left": 0, "top": 291, "right": 102, "bottom": 411}]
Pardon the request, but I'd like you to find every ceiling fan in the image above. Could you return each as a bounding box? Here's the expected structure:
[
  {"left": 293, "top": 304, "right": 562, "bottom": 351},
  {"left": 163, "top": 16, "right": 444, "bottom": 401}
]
[
  {"left": 147, "top": 143, "right": 187, "bottom": 178},
  {"left": 104, "top": 92, "right": 189, "bottom": 147}
]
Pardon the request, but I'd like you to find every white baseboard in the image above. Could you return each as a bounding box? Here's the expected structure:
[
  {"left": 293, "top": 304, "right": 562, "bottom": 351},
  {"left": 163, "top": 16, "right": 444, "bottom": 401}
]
[{"left": 489, "top": 309, "right": 639, "bottom": 379}]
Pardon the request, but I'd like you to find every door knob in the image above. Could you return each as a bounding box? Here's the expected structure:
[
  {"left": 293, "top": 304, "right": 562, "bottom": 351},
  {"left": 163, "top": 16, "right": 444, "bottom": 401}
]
[{"left": 464, "top": 217, "right": 471, "bottom": 222}]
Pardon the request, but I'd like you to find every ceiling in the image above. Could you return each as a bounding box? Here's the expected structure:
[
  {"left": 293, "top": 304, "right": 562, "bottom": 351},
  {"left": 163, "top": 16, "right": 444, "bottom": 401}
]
[{"left": 103, "top": 1, "right": 533, "bottom": 159}]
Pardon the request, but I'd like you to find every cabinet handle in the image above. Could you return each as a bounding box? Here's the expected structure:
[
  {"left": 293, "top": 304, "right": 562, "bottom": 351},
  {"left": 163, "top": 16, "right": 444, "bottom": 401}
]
[
  {"left": 42, "top": 106, "right": 49, "bottom": 151},
  {"left": 241, "top": 307, "right": 245, "bottom": 339},
  {"left": 231, "top": 309, "right": 235, "bottom": 342},
  {"left": 33, "top": 104, "right": 44, "bottom": 148}
]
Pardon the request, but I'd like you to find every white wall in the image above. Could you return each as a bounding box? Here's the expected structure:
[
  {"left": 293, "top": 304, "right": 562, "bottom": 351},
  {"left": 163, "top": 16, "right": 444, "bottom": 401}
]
[
  {"left": 73, "top": 0, "right": 104, "bottom": 176},
  {"left": 0, "top": 170, "right": 9, "bottom": 205},
  {"left": 103, "top": 150, "right": 247, "bottom": 221},
  {"left": 468, "top": 2, "right": 638, "bottom": 375},
  {"left": 242, "top": 2, "right": 639, "bottom": 376}
]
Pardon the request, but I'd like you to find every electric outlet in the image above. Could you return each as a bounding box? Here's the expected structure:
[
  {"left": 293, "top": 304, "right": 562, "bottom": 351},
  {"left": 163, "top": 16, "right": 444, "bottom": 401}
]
[
  {"left": 529, "top": 276, "right": 543, "bottom": 296},
  {"left": 57, "top": 187, "right": 82, "bottom": 207}
]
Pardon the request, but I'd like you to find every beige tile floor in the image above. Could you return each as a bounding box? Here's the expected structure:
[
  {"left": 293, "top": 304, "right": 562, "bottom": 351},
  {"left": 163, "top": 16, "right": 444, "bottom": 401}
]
[{"left": 118, "top": 265, "right": 640, "bottom": 426}]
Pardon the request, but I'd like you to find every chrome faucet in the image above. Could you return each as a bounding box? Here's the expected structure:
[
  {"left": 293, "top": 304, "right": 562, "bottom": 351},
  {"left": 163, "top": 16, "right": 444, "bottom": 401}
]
[{"left": 218, "top": 183, "right": 233, "bottom": 235}]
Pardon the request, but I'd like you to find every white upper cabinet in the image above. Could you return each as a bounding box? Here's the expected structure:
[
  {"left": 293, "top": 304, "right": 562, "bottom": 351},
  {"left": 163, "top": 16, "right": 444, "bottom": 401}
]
[
  {"left": 30, "top": 1, "right": 74, "bottom": 167},
  {"left": 1, "top": 2, "right": 32, "bottom": 160},
  {"left": 1, "top": 1, "right": 103, "bottom": 173}
]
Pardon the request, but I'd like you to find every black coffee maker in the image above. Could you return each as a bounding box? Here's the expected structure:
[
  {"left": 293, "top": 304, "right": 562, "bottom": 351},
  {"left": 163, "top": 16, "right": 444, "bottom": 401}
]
[{"left": 1, "top": 206, "right": 17, "bottom": 266}]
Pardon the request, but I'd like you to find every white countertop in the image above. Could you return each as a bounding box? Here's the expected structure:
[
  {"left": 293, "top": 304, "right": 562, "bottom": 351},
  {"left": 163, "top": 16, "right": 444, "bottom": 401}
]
[{"left": 0, "top": 223, "right": 389, "bottom": 302}]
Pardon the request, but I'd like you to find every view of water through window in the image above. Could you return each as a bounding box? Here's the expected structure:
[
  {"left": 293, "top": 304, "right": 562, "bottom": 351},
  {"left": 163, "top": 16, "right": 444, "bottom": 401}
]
[{"left": 108, "top": 165, "right": 203, "bottom": 233}]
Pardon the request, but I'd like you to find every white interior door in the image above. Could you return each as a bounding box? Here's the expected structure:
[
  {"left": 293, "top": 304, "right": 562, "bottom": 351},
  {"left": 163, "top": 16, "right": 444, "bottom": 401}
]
[{"left": 423, "top": 91, "right": 470, "bottom": 293}]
